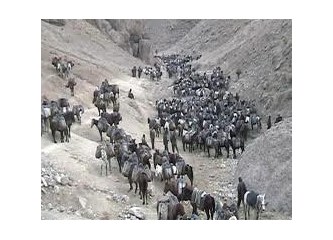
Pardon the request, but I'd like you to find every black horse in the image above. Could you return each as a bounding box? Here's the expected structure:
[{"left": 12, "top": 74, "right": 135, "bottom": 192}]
[
  {"left": 91, "top": 117, "right": 110, "bottom": 141},
  {"left": 137, "top": 171, "right": 150, "bottom": 205},
  {"left": 101, "top": 112, "right": 122, "bottom": 126},
  {"left": 49, "top": 113, "right": 69, "bottom": 143},
  {"left": 229, "top": 137, "right": 245, "bottom": 159},
  {"left": 72, "top": 105, "right": 84, "bottom": 124},
  {"left": 163, "top": 180, "right": 215, "bottom": 220},
  {"left": 66, "top": 78, "right": 76, "bottom": 96},
  {"left": 63, "top": 111, "right": 75, "bottom": 139}
]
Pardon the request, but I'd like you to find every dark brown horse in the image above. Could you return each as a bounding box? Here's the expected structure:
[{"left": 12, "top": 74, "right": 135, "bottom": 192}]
[
  {"left": 137, "top": 171, "right": 150, "bottom": 205},
  {"left": 229, "top": 137, "right": 245, "bottom": 159},
  {"left": 49, "top": 113, "right": 69, "bottom": 143},
  {"left": 163, "top": 181, "right": 215, "bottom": 220},
  {"left": 157, "top": 192, "right": 186, "bottom": 220},
  {"left": 66, "top": 77, "right": 76, "bottom": 96},
  {"left": 91, "top": 117, "right": 110, "bottom": 141}
]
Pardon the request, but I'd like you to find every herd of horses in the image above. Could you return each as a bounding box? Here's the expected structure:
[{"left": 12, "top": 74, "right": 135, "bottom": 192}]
[
  {"left": 41, "top": 97, "right": 84, "bottom": 142},
  {"left": 42, "top": 52, "right": 269, "bottom": 220}
]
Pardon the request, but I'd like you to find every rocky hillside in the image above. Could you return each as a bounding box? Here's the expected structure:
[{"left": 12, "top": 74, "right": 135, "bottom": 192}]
[
  {"left": 235, "top": 118, "right": 292, "bottom": 216},
  {"left": 41, "top": 19, "right": 292, "bottom": 219}
]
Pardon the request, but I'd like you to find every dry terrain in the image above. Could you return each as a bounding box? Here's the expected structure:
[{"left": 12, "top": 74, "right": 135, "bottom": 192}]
[{"left": 41, "top": 19, "right": 292, "bottom": 220}]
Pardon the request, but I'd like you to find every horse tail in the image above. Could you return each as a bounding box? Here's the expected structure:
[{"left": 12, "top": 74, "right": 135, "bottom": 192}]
[{"left": 212, "top": 196, "right": 216, "bottom": 214}]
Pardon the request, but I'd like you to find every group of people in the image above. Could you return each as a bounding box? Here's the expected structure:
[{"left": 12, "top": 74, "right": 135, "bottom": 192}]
[
  {"left": 266, "top": 114, "right": 283, "bottom": 130},
  {"left": 131, "top": 66, "right": 143, "bottom": 78}
]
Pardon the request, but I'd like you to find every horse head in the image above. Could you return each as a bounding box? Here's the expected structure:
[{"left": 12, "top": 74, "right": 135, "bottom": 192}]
[{"left": 257, "top": 193, "right": 268, "bottom": 212}]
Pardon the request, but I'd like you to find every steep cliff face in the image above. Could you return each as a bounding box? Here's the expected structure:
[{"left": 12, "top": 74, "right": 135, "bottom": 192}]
[{"left": 86, "top": 19, "right": 153, "bottom": 64}]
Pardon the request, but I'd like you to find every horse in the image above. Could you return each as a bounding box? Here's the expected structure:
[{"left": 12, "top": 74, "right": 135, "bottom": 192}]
[
  {"left": 170, "top": 130, "right": 179, "bottom": 153},
  {"left": 182, "top": 130, "right": 196, "bottom": 152},
  {"left": 214, "top": 200, "right": 239, "bottom": 220},
  {"left": 148, "top": 117, "right": 161, "bottom": 138},
  {"left": 153, "top": 150, "right": 163, "bottom": 169},
  {"left": 128, "top": 163, "right": 152, "bottom": 203},
  {"left": 72, "top": 105, "right": 84, "bottom": 124},
  {"left": 163, "top": 181, "right": 215, "bottom": 219},
  {"left": 66, "top": 77, "right": 76, "bottom": 96},
  {"left": 63, "top": 111, "right": 75, "bottom": 139},
  {"left": 137, "top": 171, "right": 150, "bottom": 205},
  {"left": 90, "top": 117, "right": 110, "bottom": 141},
  {"left": 205, "top": 135, "right": 215, "bottom": 157},
  {"left": 244, "top": 191, "right": 268, "bottom": 220},
  {"left": 229, "top": 137, "right": 245, "bottom": 159},
  {"left": 136, "top": 145, "right": 152, "bottom": 170},
  {"left": 191, "top": 188, "right": 216, "bottom": 220},
  {"left": 149, "top": 128, "right": 156, "bottom": 149},
  {"left": 41, "top": 105, "right": 51, "bottom": 134},
  {"left": 109, "top": 84, "right": 120, "bottom": 98},
  {"left": 101, "top": 111, "right": 122, "bottom": 126},
  {"left": 94, "top": 98, "right": 107, "bottom": 116},
  {"left": 174, "top": 158, "right": 194, "bottom": 186},
  {"left": 95, "top": 141, "right": 115, "bottom": 175},
  {"left": 157, "top": 192, "right": 186, "bottom": 220},
  {"left": 49, "top": 113, "right": 69, "bottom": 143},
  {"left": 250, "top": 114, "right": 262, "bottom": 131}
]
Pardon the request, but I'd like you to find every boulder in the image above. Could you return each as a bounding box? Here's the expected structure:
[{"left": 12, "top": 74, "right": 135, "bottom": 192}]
[
  {"left": 78, "top": 197, "right": 87, "bottom": 209},
  {"left": 128, "top": 207, "right": 145, "bottom": 220}
]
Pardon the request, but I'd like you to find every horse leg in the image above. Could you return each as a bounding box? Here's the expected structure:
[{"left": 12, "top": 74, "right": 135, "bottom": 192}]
[
  {"left": 108, "top": 158, "right": 111, "bottom": 173},
  {"left": 52, "top": 129, "right": 57, "bottom": 143},
  {"left": 128, "top": 178, "right": 133, "bottom": 192},
  {"left": 68, "top": 126, "right": 71, "bottom": 138},
  {"left": 226, "top": 145, "right": 230, "bottom": 158},
  {"left": 204, "top": 207, "right": 210, "bottom": 220},
  {"left": 99, "top": 130, "right": 103, "bottom": 141},
  {"left": 192, "top": 203, "right": 199, "bottom": 216},
  {"left": 117, "top": 157, "right": 122, "bottom": 173},
  {"left": 60, "top": 131, "right": 64, "bottom": 143},
  {"left": 233, "top": 148, "right": 236, "bottom": 159}
]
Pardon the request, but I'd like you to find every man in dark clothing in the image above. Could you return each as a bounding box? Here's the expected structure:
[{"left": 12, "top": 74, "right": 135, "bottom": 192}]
[
  {"left": 128, "top": 89, "right": 134, "bottom": 99},
  {"left": 275, "top": 114, "right": 283, "bottom": 124},
  {"left": 131, "top": 66, "right": 137, "bottom": 77},
  {"left": 267, "top": 115, "right": 272, "bottom": 129},
  {"left": 163, "top": 129, "right": 169, "bottom": 152},
  {"left": 237, "top": 177, "right": 247, "bottom": 210},
  {"left": 141, "top": 134, "right": 150, "bottom": 149},
  {"left": 138, "top": 67, "right": 143, "bottom": 78}
]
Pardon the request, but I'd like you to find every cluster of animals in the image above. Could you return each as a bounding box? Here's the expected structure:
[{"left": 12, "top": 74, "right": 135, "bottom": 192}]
[
  {"left": 148, "top": 54, "right": 283, "bottom": 160},
  {"left": 147, "top": 53, "right": 270, "bottom": 219},
  {"left": 41, "top": 97, "right": 84, "bottom": 142},
  {"left": 51, "top": 56, "right": 77, "bottom": 96},
  {"left": 92, "top": 79, "right": 120, "bottom": 116},
  {"left": 42, "top": 52, "right": 273, "bottom": 220},
  {"left": 51, "top": 56, "right": 75, "bottom": 79}
]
